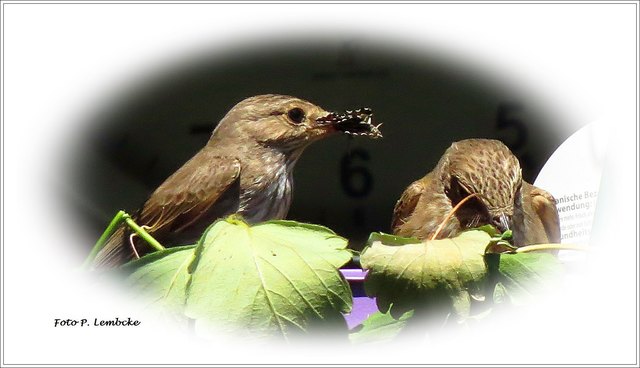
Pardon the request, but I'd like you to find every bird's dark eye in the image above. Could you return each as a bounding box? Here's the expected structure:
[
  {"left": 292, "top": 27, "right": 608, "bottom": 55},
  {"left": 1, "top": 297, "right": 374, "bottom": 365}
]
[{"left": 287, "top": 108, "right": 305, "bottom": 124}]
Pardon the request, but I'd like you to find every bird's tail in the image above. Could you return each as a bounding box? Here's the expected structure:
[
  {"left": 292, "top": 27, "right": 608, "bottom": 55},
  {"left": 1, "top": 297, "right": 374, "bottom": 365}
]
[{"left": 90, "top": 225, "right": 134, "bottom": 269}]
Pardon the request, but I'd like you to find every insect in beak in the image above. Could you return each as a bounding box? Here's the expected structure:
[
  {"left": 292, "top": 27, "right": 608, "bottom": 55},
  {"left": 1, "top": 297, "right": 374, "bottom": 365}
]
[{"left": 316, "top": 107, "right": 383, "bottom": 139}]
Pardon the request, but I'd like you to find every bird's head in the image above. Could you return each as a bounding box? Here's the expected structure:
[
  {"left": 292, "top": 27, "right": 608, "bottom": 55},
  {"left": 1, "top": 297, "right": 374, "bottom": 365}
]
[
  {"left": 210, "top": 94, "right": 381, "bottom": 152},
  {"left": 442, "top": 139, "right": 523, "bottom": 233}
]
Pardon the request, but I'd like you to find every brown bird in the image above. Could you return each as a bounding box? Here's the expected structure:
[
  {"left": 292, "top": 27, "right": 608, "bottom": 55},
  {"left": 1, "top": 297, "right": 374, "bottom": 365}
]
[
  {"left": 391, "top": 139, "right": 560, "bottom": 246},
  {"left": 92, "top": 94, "right": 381, "bottom": 268}
]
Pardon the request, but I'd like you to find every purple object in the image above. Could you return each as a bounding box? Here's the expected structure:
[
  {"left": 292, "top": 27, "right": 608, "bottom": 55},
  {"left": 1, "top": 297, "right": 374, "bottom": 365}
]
[
  {"left": 343, "top": 297, "right": 379, "bottom": 329},
  {"left": 339, "top": 268, "right": 379, "bottom": 329},
  {"left": 340, "top": 268, "right": 368, "bottom": 281}
]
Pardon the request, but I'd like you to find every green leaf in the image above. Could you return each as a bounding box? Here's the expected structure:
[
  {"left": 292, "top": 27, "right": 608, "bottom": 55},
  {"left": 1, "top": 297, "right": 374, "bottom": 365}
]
[
  {"left": 366, "top": 232, "right": 422, "bottom": 246},
  {"left": 474, "top": 225, "right": 516, "bottom": 253},
  {"left": 120, "top": 245, "right": 196, "bottom": 325},
  {"left": 360, "top": 230, "right": 492, "bottom": 320},
  {"left": 473, "top": 224, "right": 501, "bottom": 237},
  {"left": 494, "top": 252, "right": 564, "bottom": 305},
  {"left": 349, "top": 308, "right": 414, "bottom": 344},
  {"left": 184, "top": 217, "right": 353, "bottom": 340},
  {"left": 501, "top": 229, "right": 513, "bottom": 240}
]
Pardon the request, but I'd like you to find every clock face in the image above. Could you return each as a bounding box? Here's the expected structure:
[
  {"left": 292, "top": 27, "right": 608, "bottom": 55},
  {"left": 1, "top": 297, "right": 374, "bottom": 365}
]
[{"left": 71, "top": 40, "right": 574, "bottom": 250}]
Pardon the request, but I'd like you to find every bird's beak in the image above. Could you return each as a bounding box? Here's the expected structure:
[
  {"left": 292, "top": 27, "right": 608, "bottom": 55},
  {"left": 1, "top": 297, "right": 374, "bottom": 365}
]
[
  {"left": 315, "top": 108, "right": 383, "bottom": 139},
  {"left": 491, "top": 213, "right": 512, "bottom": 234}
]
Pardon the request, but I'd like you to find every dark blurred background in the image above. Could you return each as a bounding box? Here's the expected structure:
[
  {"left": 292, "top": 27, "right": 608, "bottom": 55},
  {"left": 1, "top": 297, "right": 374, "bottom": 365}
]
[{"left": 68, "top": 39, "right": 573, "bottom": 252}]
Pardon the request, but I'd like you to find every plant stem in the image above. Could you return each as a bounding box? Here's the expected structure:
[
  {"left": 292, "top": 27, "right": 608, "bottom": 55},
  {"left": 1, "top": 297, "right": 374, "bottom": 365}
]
[
  {"left": 82, "top": 210, "right": 166, "bottom": 270},
  {"left": 82, "top": 210, "right": 127, "bottom": 269},
  {"left": 122, "top": 213, "right": 165, "bottom": 252},
  {"left": 431, "top": 193, "right": 483, "bottom": 241},
  {"left": 515, "top": 244, "right": 589, "bottom": 253}
]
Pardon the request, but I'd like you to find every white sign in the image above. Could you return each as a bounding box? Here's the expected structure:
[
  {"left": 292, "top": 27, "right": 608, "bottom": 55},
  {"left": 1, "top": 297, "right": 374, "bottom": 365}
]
[{"left": 534, "top": 122, "right": 608, "bottom": 261}]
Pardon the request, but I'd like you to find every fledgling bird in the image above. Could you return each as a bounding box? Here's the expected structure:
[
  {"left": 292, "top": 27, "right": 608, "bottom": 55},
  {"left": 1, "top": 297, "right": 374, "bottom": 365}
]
[
  {"left": 92, "top": 94, "right": 381, "bottom": 268},
  {"left": 391, "top": 139, "right": 560, "bottom": 246}
]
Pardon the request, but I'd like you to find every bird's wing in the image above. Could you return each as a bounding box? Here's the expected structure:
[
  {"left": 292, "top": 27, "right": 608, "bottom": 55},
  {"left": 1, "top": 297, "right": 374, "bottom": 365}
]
[
  {"left": 391, "top": 178, "right": 426, "bottom": 234},
  {"left": 527, "top": 183, "right": 562, "bottom": 244},
  {"left": 91, "top": 154, "right": 241, "bottom": 269},
  {"left": 91, "top": 225, "right": 128, "bottom": 269},
  {"left": 138, "top": 155, "right": 242, "bottom": 236}
]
